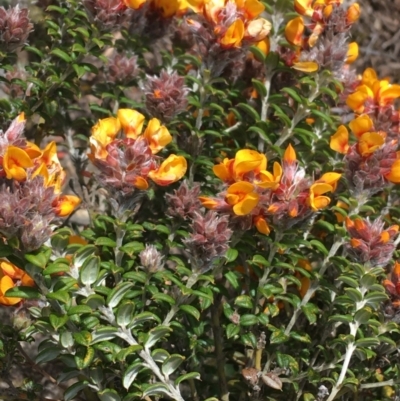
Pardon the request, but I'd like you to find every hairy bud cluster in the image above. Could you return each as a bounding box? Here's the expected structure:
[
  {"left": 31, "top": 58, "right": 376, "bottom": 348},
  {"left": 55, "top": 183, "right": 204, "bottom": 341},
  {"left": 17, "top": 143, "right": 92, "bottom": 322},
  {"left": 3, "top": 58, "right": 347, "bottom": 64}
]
[
  {"left": 183, "top": 211, "right": 232, "bottom": 268},
  {"left": 0, "top": 5, "right": 33, "bottom": 51},
  {"left": 165, "top": 180, "right": 202, "bottom": 220},
  {"left": 107, "top": 53, "right": 139, "bottom": 84},
  {"left": 144, "top": 70, "right": 189, "bottom": 122},
  {"left": 345, "top": 217, "right": 399, "bottom": 267}
]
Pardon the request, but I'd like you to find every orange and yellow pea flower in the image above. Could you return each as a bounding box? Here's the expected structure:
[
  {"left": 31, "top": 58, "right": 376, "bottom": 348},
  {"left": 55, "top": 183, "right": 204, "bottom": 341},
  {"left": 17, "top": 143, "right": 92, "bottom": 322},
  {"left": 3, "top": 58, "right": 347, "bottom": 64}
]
[
  {"left": 148, "top": 154, "right": 187, "bottom": 186},
  {"left": 53, "top": 195, "right": 82, "bottom": 217},
  {"left": 3, "top": 146, "right": 34, "bottom": 181},
  {"left": 0, "top": 260, "right": 35, "bottom": 306},
  {"left": 225, "top": 181, "right": 259, "bottom": 215},
  {"left": 346, "top": 68, "right": 400, "bottom": 113},
  {"left": 143, "top": 118, "right": 172, "bottom": 154}
]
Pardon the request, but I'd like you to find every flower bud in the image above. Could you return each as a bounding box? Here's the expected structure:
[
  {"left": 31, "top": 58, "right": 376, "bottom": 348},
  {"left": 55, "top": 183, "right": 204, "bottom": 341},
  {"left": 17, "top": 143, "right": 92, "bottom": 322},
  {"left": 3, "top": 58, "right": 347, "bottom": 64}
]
[{"left": 139, "top": 244, "right": 164, "bottom": 273}]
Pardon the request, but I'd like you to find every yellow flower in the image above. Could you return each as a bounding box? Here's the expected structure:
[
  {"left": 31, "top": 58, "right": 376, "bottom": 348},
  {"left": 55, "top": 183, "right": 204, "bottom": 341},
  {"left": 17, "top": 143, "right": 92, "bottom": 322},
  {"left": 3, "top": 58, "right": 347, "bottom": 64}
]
[
  {"left": 292, "top": 61, "right": 319, "bottom": 73},
  {"left": 254, "top": 215, "right": 271, "bottom": 235},
  {"left": 0, "top": 260, "right": 34, "bottom": 287},
  {"left": 285, "top": 17, "right": 304, "bottom": 46},
  {"left": 90, "top": 117, "right": 121, "bottom": 159},
  {"left": 225, "top": 181, "right": 259, "bottom": 215},
  {"left": 198, "top": 196, "right": 219, "bottom": 210},
  {"left": 123, "top": 0, "right": 147, "bottom": 9},
  {"left": 385, "top": 159, "right": 400, "bottom": 183},
  {"left": 234, "top": 149, "right": 266, "bottom": 177},
  {"left": 348, "top": 114, "right": 373, "bottom": 138},
  {"left": 283, "top": 143, "right": 297, "bottom": 164},
  {"left": 346, "top": 42, "right": 358, "bottom": 64},
  {"left": 236, "top": 0, "right": 265, "bottom": 19},
  {"left": 117, "top": 109, "right": 145, "bottom": 139},
  {"left": 53, "top": 195, "right": 81, "bottom": 217},
  {"left": 317, "top": 172, "right": 341, "bottom": 192},
  {"left": 256, "top": 162, "right": 282, "bottom": 190},
  {"left": 148, "top": 155, "right": 187, "bottom": 186},
  {"left": 334, "top": 200, "right": 349, "bottom": 223},
  {"left": 357, "top": 132, "right": 384, "bottom": 156},
  {"left": 330, "top": 125, "right": 349, "bottom": 154},
  {"left": 0, "top": 275, "right": 21, "bottom": 306},
  {"left": 346, "top": 3, "right": 360, "bottom": 24},
  {"left": 308, "top": 182, "right": 333, "bottom": 211},
  {"left": 254, "top": 37, "right": 270, "bottom": 58},
  {"left": 143, "top": 118, "right": 172, "bottom": 154},
  {"left": 220, "top": 19, "right": 245, "bottom": 48},
  {"left": 294, "top": 0, "right": 313, "bottom": 16},
  {"left": 3, "top": 146, "right": 34, "bottom": 181}
]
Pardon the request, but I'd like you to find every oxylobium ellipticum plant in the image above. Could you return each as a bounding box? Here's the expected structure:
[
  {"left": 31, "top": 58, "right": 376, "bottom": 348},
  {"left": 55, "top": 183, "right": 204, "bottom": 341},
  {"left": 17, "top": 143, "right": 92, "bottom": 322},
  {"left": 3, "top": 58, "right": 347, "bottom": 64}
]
[{"left": 2, "top": 0, "right": 400, "bottom": 400}]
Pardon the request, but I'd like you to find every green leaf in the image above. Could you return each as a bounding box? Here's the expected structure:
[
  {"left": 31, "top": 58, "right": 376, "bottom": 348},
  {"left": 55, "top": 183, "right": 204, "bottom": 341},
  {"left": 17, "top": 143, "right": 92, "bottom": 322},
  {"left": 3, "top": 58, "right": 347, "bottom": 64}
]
[
  {"left": 24, "top": 46, "right": 44, "bottom": 58},
  {"left": 225, "top": 271, "right": 240, "bottom": 290},
  {"left": 236, "top": 103, "right": 260, "bottom": 121},
  {"left": 142, "top": 383, "right": 171, "bottom": 398},
  {"left": 179, "top": 305, "right": 200, "bottom": 320},
  {"left": 252, "top": 78, "right": 267, "bottom": 97},
  {"left": 64, "top": 381, "right": 89, "bottom": 401},
  {"left": 290, "top": 332, "right": 311, "bottom": 343},
  {"left": 301, "top": 303, "right": 319, "bottom": 324},
  {"left": 152, "top": 293, "right": 176, "bottom": 305},
  {"left": 252, "top": 255, "right": 269, "bottom": 266},
  {"left": 276, "top": 352, "right": 299, "bottom": 375},
  {"left": 162, "top": 354, "right": 185, "bottom": 377},
  {"left": 36, "top": 346, "right": 61, "bottom": 363},
  {"left": 354, "top": 307, "right": 372, "bottom": 325},
  {"left": 345, "top": 288, "right": 363, "bottom": 303},
  {"left": 145, "top": 326, "right": 172, "bottom": 349},
  {"left": 116, "top": 345, "right": 143, "bottom": 362},
  {"left": 91, "top": 327, "right": 118, "bottom": 344},
  {"left": 123, "top": 362, "right": 144, "bottom": 390},
  {"left": 152, "top": 348, "right": 170, "bottom": 363},
  {"left": 46, "top": 5, "right": 68, "bottom": 13},
  {"left": 43, "top": 263, "right": 70, "bottom": 276},
  {"left": 25, "top": 252, "right": 48, "bottom": 268},
  {"left": 73, "top": 245, "right": 98, "bottom": 268},
  {"left": 80, "top": 255, "right": 100, "bottom": 286},
  {"left": 235, "top": 295, "right": 253, "bottom": 309},
  {"left": 226, "top": 323, "right": 240, "bottom": 339},
  {"left": 95, "top": 237, "right": 117, "bottom": 247},
  {"left": 225, "top": 248, "right": 238, "bottom": 262},
  {"left": 98, "top": 389, "right": 121, "bottom": 401},
  {"left": 73, "top": 331, "right": 92, "bottom": 346},
  {"left": 116, "top": 301, "right": 135, "bottom": 327},
  {"left": 107, "top": 282, "right": 134, "bottom": 308},
  {"left": 49, "top": 314, "right": 69, "bottom": 330},
  {"left": 47, "top": 290, "right": 70, "bottom": 304},
  {"left": 5, "top": 286, "right": 40, "bottom": 300},
  {"left": 239, "top": 314, "right": 258, "bottom": 326},
  {"left": 129, "top": 312, "right": 160, "bottom": 328},
  {"left": 355, "top": 337, "right": 380, "bottom": 347},
  {"left": 175, "top": 371, "right": 201, "bottom": 385},
  {"left": 281, "top": 87, "right": 303, "bottom": 104},
  {"left": 68, "top": 305, "right": 93, "bottom": 316},
  {"left": 270, "top": 330, "right": 289, "bottom": 344},
  {"left": 310, "top": 239, "right": 328, "bottom": 256},
  {"left": 75, "top": 346, "right": 95, "bottom": 370},
  {"left": 51, "top": 48, "right": 72, "bottom": 62}
]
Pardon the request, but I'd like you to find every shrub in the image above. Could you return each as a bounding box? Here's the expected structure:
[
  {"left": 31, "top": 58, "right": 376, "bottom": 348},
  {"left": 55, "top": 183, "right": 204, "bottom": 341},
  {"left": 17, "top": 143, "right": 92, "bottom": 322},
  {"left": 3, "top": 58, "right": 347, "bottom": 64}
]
[{"left": 1, "top": 1, "right": 400, "bottom": 400}]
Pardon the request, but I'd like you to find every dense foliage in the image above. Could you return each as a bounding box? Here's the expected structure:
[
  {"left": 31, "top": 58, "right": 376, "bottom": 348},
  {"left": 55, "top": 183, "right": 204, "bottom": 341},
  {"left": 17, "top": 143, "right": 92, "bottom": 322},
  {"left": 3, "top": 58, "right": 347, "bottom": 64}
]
[{"left": 1, "top": 0, "right": 400, "bottom": 400}]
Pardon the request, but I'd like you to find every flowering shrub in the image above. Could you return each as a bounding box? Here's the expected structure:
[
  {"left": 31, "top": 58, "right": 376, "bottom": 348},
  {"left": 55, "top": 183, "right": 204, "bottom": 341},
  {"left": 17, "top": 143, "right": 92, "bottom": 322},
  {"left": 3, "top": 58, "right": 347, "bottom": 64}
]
[{"left": 2, "top": 0, "right": 400, "bottom": 401}]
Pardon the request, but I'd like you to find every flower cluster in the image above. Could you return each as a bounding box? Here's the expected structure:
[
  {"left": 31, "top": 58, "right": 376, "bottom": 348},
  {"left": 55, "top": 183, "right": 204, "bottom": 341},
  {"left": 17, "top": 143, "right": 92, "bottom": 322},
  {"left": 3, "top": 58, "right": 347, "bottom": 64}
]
[
  {"left": 0, "top": 5, "right": 33, "bottom": 52},
  {"left": 200, "top": 145, "right": 340, "bottom": 234},
  {"left": 345, "top": 217, "right": 399, "bottom": 267},
  {"left": 0, "top": 114, "right": 81, "bottom": 251},
  {"left": 345, "top": 68, "right": 400, "bottom": 139},
  {"left": 383, "top": 261, "right": 400, "bottom": 308},
  {"left": 284, "top": 0, "right": 360, "bottom": 73},
  {"left": 107, "top": 52, "right": 139, "bottom": 84},
  {"left": 88, "top": 109, "right": 187, "bottom": 196},
  {"left": 185, "top": 0, "right": 271, "bottom": 77},
  {"left": 331, "top": 71, "right": 400, "bottom": 196},
  {"left": 0, "top": 259, "right": 34, "bottom": 306},
  {"left": 144, "top": 70, "right": 189, "bottom": 123}
]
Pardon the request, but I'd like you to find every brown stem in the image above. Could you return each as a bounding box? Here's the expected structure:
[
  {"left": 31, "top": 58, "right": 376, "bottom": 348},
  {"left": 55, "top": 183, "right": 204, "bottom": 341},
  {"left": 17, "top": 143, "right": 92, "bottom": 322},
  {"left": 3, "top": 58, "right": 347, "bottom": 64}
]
[{"left": 211, "top": 296, "right": 229, "bottom": 401}]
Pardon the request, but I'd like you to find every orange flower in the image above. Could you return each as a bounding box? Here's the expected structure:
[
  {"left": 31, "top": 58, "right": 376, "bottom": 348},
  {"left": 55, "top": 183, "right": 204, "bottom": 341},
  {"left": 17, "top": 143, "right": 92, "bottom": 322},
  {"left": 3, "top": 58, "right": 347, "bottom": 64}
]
[
  {"left": 225, "top": 181, "right": 259, "bottom": 215},
  {"left": 357, "top": 132, "right": 384, "bottom": 156},
  {"left": 292, "top": 61, "right": 319, "bottom": 73},
  {"left": 0, "top": 275, "right": 21, "bottom": 306},
  {"left": 53, "top": 195, "right": 81, "bottom": 217},
  {"left": 245, "top": 18, "right": 271, "bottom": 42},
  {"left": 220, "top": 19, "right": 245, "bottom": 48},
  {"left": 330, "top": 125, "right": 349, "bottom": 154},
  {"left": 346, "top": 3, "right": 360, "bottom": 24},
  {"left": 385, "top": 159, "right": 400, "bottom": 183},
  {"left": 256, "top": 162, "right": 282, "bottom": 190},
  {"left": 143, "top": 118, "right": 172, "bottom": 154},
  {"left": 283, "top": 144, "right": 297, "bottom": 164},
  {"left": 285, "top": 17, "right": 304, "bottom": 46},
  {"left": 334, "top": 200, "right": 349, "bottom": 223},
  {"left": 117, "top": 109, "right": 145, "bottom": 139},
  {"left": 348, "top": 114, "right": 374, "bottom": 138},
  {"left": 346, "top": 42, "right": 358, "bottom": 64},
  {"left": 3, "top": 146, "right": 34, "bottom": 181},
  {"left": 254, "top": 215, "right": 271, "bottom": 235},
  {"left": 308, "top": 183, "right": 333, "bottom": 211},
  {"left": 0, "top": 260, "right": 34, "bottom": 287},
  {"left": 123, "top": 0, "right": 147, "bottom": 9},
  {"left": 148, "top": 154, "right": 187, "bottom": 186},
  {"left": 89, "top": 117, "right": 121, "bottom": 160}
]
